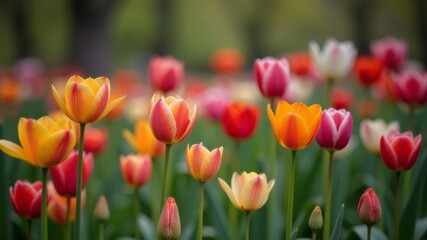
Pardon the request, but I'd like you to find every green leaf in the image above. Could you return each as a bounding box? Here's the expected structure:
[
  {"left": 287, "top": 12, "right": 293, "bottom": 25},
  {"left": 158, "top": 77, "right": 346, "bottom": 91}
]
[
  {"left": 352, "top": 225, "right": 389, "bottom": 240},
  {"left": 330, "top": 204, "right": 345, "bottom": 240},
  {"left": 291, "top": 228, "right": 298, "bottom": 240},
  {"left": 414, "top": 217, "right": 427, "bottom": 240},
  {"left": 137, "top": 214, "right": 155, "bottom": 240},
  {"left": 205, "top": 184, "right": 232, "bottom": 240}
]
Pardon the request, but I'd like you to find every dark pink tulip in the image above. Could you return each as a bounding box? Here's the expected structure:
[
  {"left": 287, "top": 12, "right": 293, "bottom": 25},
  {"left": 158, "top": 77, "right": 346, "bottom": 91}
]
[
  {"left": 49, "top": 150, "right": 94, "bottom": 197},
  {"left": 380, "top": 130, "right": 422, "bottom": 172},
  {"left": 9, "top": 180, "right": 42, "bottom": 219},
  {"left": 393, "top": 70, "right": 427, "bottom": 106},
  {"left": 371, "top": 37, "right": 407, "bottom": 71},
  {"left": 316, "top": 108, "right": 353, "bottom": 151},
  {"left": 358, "top": 188, "right": 382, "bottom": 226},
  {"left": 149, "top": 56, "right": 184, "bottom": 93},
  {"left": 254, "top": 57, "right": 291, "bottom": 98}
]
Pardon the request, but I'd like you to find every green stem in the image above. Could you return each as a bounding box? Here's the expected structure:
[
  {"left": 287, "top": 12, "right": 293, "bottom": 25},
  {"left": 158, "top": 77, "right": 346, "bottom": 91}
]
[
  {"left": 393, "top": 172, "right": 401, "bottom": 240},
  {"left": 367, "top": 225, "right": 372, "bottom": 240},
  {"left": 245, "top": 211, "right": 251, "bottom": 240},
  {"left": 311, "top": 231, "right": 316, "bottom": 240},
  {"left": 134, "top": 187, "right": 140, "bottom": 240},
  {"left": 286, "top": 150, "right": 297, "bottom": 240},
  {"left": 74, "top": 122, "right": 86, "bottom": 240},
  {"left": 41, "top": 167, "right": 48, "bottom": 240},
  {"left": 98, "top": 222, "right": 104, "bottom": 240},
  {"left": 198, "top": 183, "right": 205, "bottom": 240},
  {"left": 268, "top": 98, "right": 277, "bottom": 240},
  {"left": 151, "top": 157, "right": 160, "bottom": 221},
  {"left": 28, "top": 220, "right": 32, "bottom": 240},
  {"left": 376, "top": 154, "right": 384, "bottom": 230},
  {"left": 160, "top": 144, "right": 172, "bottom": 210},
  {"left": 65, "top": 196, "right": 71, "bottom": 240},
  {"left": 323, "top": 151, "right": 334, "bottom": 240}
]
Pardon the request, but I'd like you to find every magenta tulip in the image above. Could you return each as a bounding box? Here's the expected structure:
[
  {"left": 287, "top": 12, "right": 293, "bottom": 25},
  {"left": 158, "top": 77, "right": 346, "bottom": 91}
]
[
  {"left": 316, "top": 108, "right": 353, "bottom": 151},
  {"left": 254, "top": 57, "right": 291, "bottom": 98},
  {"left": 393, "top": 70, "right": 427, "bottom": 107}
]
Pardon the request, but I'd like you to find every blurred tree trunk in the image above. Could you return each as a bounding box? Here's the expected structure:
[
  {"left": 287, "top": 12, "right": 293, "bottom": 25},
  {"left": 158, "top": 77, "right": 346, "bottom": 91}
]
[
  {"left": 69, "top": 0, "right": 114, "bottom": 76},
  {"left": 413, "top": 0, "right": 427, "bottom": 66},
  {"left": 152, "top": 0, "right": 173, "bottom": 55},
  {"left": 349, "top": 0, "right": 371, "bottom": 55},
  {"left": 11, "top": 0, "right": 30, "bottom": 58}
]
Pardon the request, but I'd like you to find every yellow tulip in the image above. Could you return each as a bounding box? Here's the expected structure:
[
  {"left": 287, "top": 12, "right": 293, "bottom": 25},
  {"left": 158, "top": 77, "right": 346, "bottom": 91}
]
[
  {"left": 123, "top": 120, "right": 165, "bottom": 157},
  {"left": 0, "top": 116, "right": 76, "bottom": 167}
]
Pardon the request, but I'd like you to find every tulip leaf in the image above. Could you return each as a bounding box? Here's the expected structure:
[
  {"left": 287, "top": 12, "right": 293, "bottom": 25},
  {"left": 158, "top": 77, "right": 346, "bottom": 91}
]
[
  {"left": 414, "top": 217, "right": 427, "bottom": 240},
  {"left": 352, "top": 225, "right": 388, "bottom": 240},
  {"left": 137, "top": 214, "right": 155, "bottom": 240},
  {"left": 330, "top": 204, "right": 344, "bottom": 240},
  {"left": 291, "top": 228, "right": 298, "bottom": 240},
  {"left": 205, "top": 184, "right": 233, "bottom": 240}
]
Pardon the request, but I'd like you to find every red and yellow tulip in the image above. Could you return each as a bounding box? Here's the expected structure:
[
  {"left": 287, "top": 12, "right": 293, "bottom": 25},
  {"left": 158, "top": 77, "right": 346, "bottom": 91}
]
[
  {"left": 123, "top": 119, "right": 165, "bottom": 157},
  {"left": 186, "top": 143, "right": 223, "bottom": 183}
]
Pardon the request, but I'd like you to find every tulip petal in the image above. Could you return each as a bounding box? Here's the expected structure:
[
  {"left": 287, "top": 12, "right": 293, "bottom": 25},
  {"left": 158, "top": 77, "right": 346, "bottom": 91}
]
[
  {"left": 267, "top": 104, "right": 280, "bottom": 143},
  {"left": 0, "top": 140, "right": 30, "bottom": 164},
  {"left": 29, "top": 190, "right": 42, "bottom": 218},
  {"left": 14, "top": 182, "right": 37, "bottom": 217},
  {"left": 149, "top": 99, "right": 177, "bottom": 143},
  {"left": 316, "top": 112, "right": 337, "bottom": 149},
  {"left": 334, "top": 112, "right": 353, "bottom": 150},
  {"left": 19, "top": 118, "right": 49, "bottom": 166},
  {"left": 180, "top": 105, "right": 198, "bottom": 142},
  {"left": 98, "top": 95, "right": 126, "bottom": 121},
  {"left": 200, "top": 147, "right": 222, "bottom": 181},
  {"left": 279, "top": 113, "right": 310, "bottom": 150},
  {"left": 169, "top": 100, "right": 190, "bottom": 139},
  {"left": 65, "top": 82, "right": 95, "bottom": 122},
  {"left": 218, "top": 178, "right": 240, "bottom": 209},
  {"left": 392, "top": 136, "right": 417, "bottom": 170},
  {"left": 407, "top": 135, "right": 422, "bottom": 170},
  {"left": 37, "top": 130, "right": 75, "bottom": 167},
  {"left": 51, "top": 85, "right": 73, "bottom": 119},
  {"left": 380, "top": 136, "right": 398, "bottom": 170},
  {"left": 276, "top": 101, "right": 292, "bottom": 121},
  {"left": 240, "top": 176, "right": 268, "bottom": 211},
  {"left": 84, "top": 83, "right": 109, "bottom": 122}
]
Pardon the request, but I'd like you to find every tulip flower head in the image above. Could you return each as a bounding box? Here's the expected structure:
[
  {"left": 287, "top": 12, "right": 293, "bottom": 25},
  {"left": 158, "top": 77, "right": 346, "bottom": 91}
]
[
  {"left": 210, "top": 48, "right": 244, "bottom": 75},
  {"left": 149, "top": 94, "right": 197, "bottom": 144},
  {"left": 200, "top": 87, "right": 231, "bottom": 121},
  {"left": 221, "top": 102, "right": 259, "bottom": 141},
  {"left": 123, "top": 119, "right": 165, "bottom": 157},
  {"left": 309, "top": 39, "right": 357, "bottom": 83},
  {"left": 360, "top": 119, "right": 399, "bottom": 154},
  {"left": 316, "top": 108, "right": 353, "bottom": 151},
  {"left": 392, "top": 70, "right": 427, "bottom": 107},
  {"left": 0, "top": 116, "right": 76, "bottom": 167},
  {"left": 330, "top": 87, "right": 353, "bottom": 110},
  {"left": 158, "top": 197, "right": 181, "bottom": 240},
  {"left": 51, "top": 75, "right": 126, "bottom": 124},
  {"left": 371, "top": 37, "right": 407, "bottom": 71},
  {"left": 254, "top": 57, "right": 291, "bottom": 98},
  {"left": 309, "top": 205, "right": 323, "bottom": 233},
  {"left": 186, "top": 143, "right": 223, "bottom": 182},
  {"left": 267, "top": 101, "right": 322, "bottom": 150},
  {"left": 94, "top": 195, "right": 110, "bottom": 222},
  {"left": 358, "top": 188, "right": 382, "bottom": 226},
  {"left": 149, "top": 56, "right": 184, "bottom": 93},
  {"left": 83, "top": 126, "right": 108, "bottom": 155},
  {"left": 380, "top": 130, "right": 422, "bottom": 172},
  {"left": 9, "top": 180, "right": 42, "bottom": 219},
  {"left": 49, "top": 150, "right": 94, "bottom": 197},
  {"left": 120, "top": 154, "right": 153, "bottom": 188},
  {"left": 353, "top": 57, "right": 384, "bottom": 87},
  {"left": 218, "top": 171, "right": 275, "bottom": 211},
  {"left": 47, "top": 182, "right": 86, "bottom": 225}
]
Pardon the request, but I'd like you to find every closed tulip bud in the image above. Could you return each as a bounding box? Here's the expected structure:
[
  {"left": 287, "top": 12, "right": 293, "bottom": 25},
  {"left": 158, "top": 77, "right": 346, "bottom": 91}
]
[
  {"left": 120, "top": 154, "right": 152, "bottom": 188},
  {"left": 360, "top": 119, "right": 399, "bottom": 154},
  {"left": 9, "top": 180, "right": 42, "bottom": 219},
  {"left": 84, "top": 127, "right": 108, "bottom": 155},
  {"left": 309, "top": 205, "right": 323, "bottom": 232},
  {"left": 123, "top": 119, "right": 165, "bottom": 157},
  {"left": 221, "top": 102, "right": 259, "bottom": 141},
  {"left": 186, "top": 143, "right": 223, "bottom": 182},
  {"left": 371, "top": 37, "right": 407, "bottom": 71},
  {"left": 254, "top": 57, "right": 291, "bottom": 98},
  {"left": 358, "top": 188, "right": 382, "bottom": 226},
  {"left": 94, "top": 195, "right": 110, "bottom": 221},
  {"left": 380, "top": 130, "right": 422, "bottom": 172},
  {"left": 316, "top": 108, "right": 353, "bottom": 151},
  {"left": 149, "top": 56, "right": 184, "bottom": 93},
  {"left": 392, "top": 70, "right": 427, "bottom": 106},
  {"left": 158, "top": 197, "right": 181, "bottom": 240}
]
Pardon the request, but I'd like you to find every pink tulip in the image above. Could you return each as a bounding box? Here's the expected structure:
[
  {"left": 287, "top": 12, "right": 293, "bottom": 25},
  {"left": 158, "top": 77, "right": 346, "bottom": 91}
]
[
  {"left": 254, "top": 57, "right": 291, "bottom": 98},
  {"left": 316, "top": 108, "right": 353, "bottom": 151},
  {"left": 120, "top": 154, "right": 152, "bottom": 188},
  {"left": 392, "top": 70, "right": 427, "bottom": 106},
  {"left": 149, "top": 56, "right": 184, "bottom": 93},
  {"left": 380, "top": 130, "right": 422, "bottom": 172},
  {"left": 371, "top": 37, "right": 407, "bottom": 71},
  {"left": 200, "top": 87, "right": 230, "bottom": 121},
  {"left": 358, "top": 188, "right": 382, "bottom": 226},
  {"left": 158, "top": 197, "right": 181, "bottom": 239},
  {"left": 9, "top": 180, "right": 42, "bottom": 219}
]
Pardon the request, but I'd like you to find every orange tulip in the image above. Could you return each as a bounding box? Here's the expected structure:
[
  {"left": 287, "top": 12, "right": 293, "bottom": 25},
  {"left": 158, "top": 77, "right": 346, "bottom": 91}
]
[
  {"left": 186, "top": 143, "right": 223, "bottom": 182},
  {"left": 47, "top": 182, "right": 86, "bottom": 225},
  {"left": 51, "top": 75, "right": 125, "bottom": 124},
  {"left": 267, "top": 101, "right": 322, "bottom": 150},
  {"left": 123, "top": 119, "right": 165, "bottom": 157},
  {"left": 149, "top": 94, "right": 197, "bottom": 144},
  {"left": 0, "top": 116, "right": 76, "bottom": 167},
  {"left": 120, "top": 154, "right": 153, "bottom": 188}
]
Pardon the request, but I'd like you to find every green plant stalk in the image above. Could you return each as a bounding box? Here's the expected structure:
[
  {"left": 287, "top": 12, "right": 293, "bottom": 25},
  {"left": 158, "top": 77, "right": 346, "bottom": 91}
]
[
  {"left": 311, "top": 231, "right": 316, "bottom": 240},
  {"left": 28, "top": 220, "right": 32, "bottom": 240},
  {"left": 160, "top": 144, "right": 172, "bottom": 210},
  {"left": 267, "top": 98, "right": 277, "bottom": 240},
  {"left": 41, "top": 167, "right": 48, "bottom": 240},
  {"left": 286, "top": 150, "right": 297, "bottom": 240},
  {"left": 65, "top": 196, "right": 71, "bottom": 240},
  {"left": 393, "top": 172, "right": 401, "bottom": 240},
  {"left": 151, "top": 157, "right": 160, "bottom": 221},
  {"left": 367, "top": 225, "right": 372, "bottom": 240},
  {"left": 323, "top": 151, "right": 334, "bottom": 240},
  {"left": 134, "top": 187, "right": 140, "bottom": 240},
  {"left": 198, "top": 182, "right": 205, "bottom": 240},
  {"left": 245, "top": 211, "right": 251, "bottom": 240},
  {"left": 98, "top": 222, "right": 104, "bottom": 240},
  {"left": 74, "top": 122, "right": 86, "bottom": 240}
]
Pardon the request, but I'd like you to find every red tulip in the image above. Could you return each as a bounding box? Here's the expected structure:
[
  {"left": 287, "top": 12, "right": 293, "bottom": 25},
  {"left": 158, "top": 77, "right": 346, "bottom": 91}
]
[
  {"left": 330, "top": 87, "right": 353, "bottom": 110},
  {"left": 49, "top": 150, "right": 94, "bottom": 197},
  {"left": 393, "top": 70, "right": 427, "bottom": 106},
  {"left": 149, "top": 56, "right": 184, "bottom": 93},
  {"left": 120, "top": 154, "right": 152, "bottom": 188},
  {"left": 254, "top": 57, "right": 291, "bottom": 98},
  {"left": 9, "top": 180, "right": 42, "bottom": 219},
  {"left": 380, "top": 130, "right": 422, "bottom": 171},
  {"left": 288, "top": 53, "right": 313, "bottom": 77},
  {"left": 316, "top": 108, "right": 353, "bottom": 151},
  {"left": 83, "top": 126, "right": 108, "bottom": 155},
  {"left": 221, "top": 102, "right": 259, "bottom": 141},
  {"left": 210, "top": 48, "right": 244, "bottom": 75},
  {"left": 353, "top": 57, "right": 384, "bottom": 87},
  {"left": 358, "top": 188, "right": 382, "bottom": 226},
  {"left": 371, "top": 37, "right": 407, "bottom": 71}
]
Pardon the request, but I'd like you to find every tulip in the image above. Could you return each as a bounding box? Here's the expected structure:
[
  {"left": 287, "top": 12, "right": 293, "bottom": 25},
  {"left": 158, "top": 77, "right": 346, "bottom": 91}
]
[
  {"left": 371, "top": 37, "right": 407, "bottom": 71},
  {"left": 149, "top": 56, "right": 184, "bottom": 93},
  {"left": 288, "top": 52, "right": 313, "bottom": 77},
  {"left": 210, "top": 48, "right": 244, "bottom": 75},
  {"left": 353, "top": 57, "right": 384, "bottom": 87},
  {"left": 94, "top": 195, "right": 110, "bottom": 222},
  {"left": 330, "top": 87, "right": 353, "bottom": 110},
  {"left": 49, "top": 110, "right": 80, "bottom": 144},
  {"left": 254, "top": 57, "right": 291, "bottom": 98},
  {"left": 9, "top": 180, "right": 42, "bottom": 219},
  {"left": 186, "top": 143, "right": 223, "bottom": 183},
  {"left": 200, "top": 87, "right": 230, "bottom": 121},
  {"left": 123, "top": 119, "right": 165, "bottom": 157},
  {"left": 309, "top": 205, "right": 323, "bottom": 238},
  {"left": 309, "top": 39, "right": 357, "bottom": 83},
  {"left": 380, "top": 130, "right": 422, "bottom": 172},
  {"left": 149, "top": 94, "right": 197, "bottom": 144},
  {"left": 51, "top": 75, "right": 125, "bottom": 124},
  {"left": 316, "top": 108, "right": 353, "bottom": 151},
  {"left": 83, "top": 126, "right": 108, "bottom": 155},
  {"left": 267, "top": 101, "right": 322, "bottom": 150},
  {"left": 360, "top": 119, "right": 399, "bottom": 154},
  {"left": 358, "top": 188, "right": 382, "bottom": 240},
  {"left": 0, "top": 76, "right": 21, "bottom": 105},
  {"left": 49, "top": 150, "right": 94, "bottom": 197},
  {"left": 120, "top": 154, "right": 153, "bottom": 188},
  {"left": 158, "top": 197, "right": 181, "bottom": 240},
  {"left": 221, "top": 102, "right": 259, "bottom": 141},
  {"left": 392, "top": 70, "right": 427, "bottom": 107},
  {"left": 47, "top": 182, "right": 86, "bottom": 225}
]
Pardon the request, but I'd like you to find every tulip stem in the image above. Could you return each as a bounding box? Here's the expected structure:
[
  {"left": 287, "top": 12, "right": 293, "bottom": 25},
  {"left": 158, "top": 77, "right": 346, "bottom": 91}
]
[
  {"left": 198, "top": 182, "right": 205, "bottom": 240},
  {"left": 311, "top": 231, "right": 316, "bottom": 240},
  {"left": 98, "top": 222, "right": 104, "bottom": 240},
  {"left": 134, "top": 187, "right": 140, "bottom": 240},
  {"left": 245, "top": 211, "right": 251, "bottom": 240},
  {"left": 41, "top": 167, "right": 48, "bottom": 240},
  {"left": 268, "top": 98, "right": 277, "bottom": 240},
  {"left": 27, "top": 219, "right": 32, "bottom": 240},
  {"left": 65, "top": 196, "right": 71, "bottom": 240},
  {"left": 393, "top": 172, "right": 401, "bottom": 240},
  {"left": 323, "top": 150, "right": 334, "bottom": 240},
  {"left": 160, "top": 144, "right": 172, "bottom": 210},
  {"left": 286, "top": 150, "right": 297, "bottom": 240},
  {"left": 75, "top": 122, "right": 86, "bottom": 240},
  {"left": 367, "top": 225, "right": 372, "bottom": 240}
]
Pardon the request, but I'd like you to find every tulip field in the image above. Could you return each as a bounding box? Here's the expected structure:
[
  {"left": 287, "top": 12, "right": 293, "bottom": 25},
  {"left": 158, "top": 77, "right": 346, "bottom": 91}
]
[{"left": 1, "top": 38, "right": 427, "bottom": 240}]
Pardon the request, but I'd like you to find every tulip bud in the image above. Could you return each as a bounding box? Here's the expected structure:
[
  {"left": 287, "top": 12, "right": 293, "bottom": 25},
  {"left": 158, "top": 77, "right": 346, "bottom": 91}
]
[
  {"left": 358, "top": 188, "right": 382, "bottom": 226},
  {"left": 84, "top": 127, "right": 108, "bottom": 155},
  {"left": 158, "top": 197, "right": 181, "bottom": 240},
  {"left": 94, "top": 195, "right": 110, "bottom": 222},
  {"left": 308, "top": 205, "right": 323, "bottom": 233}
]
